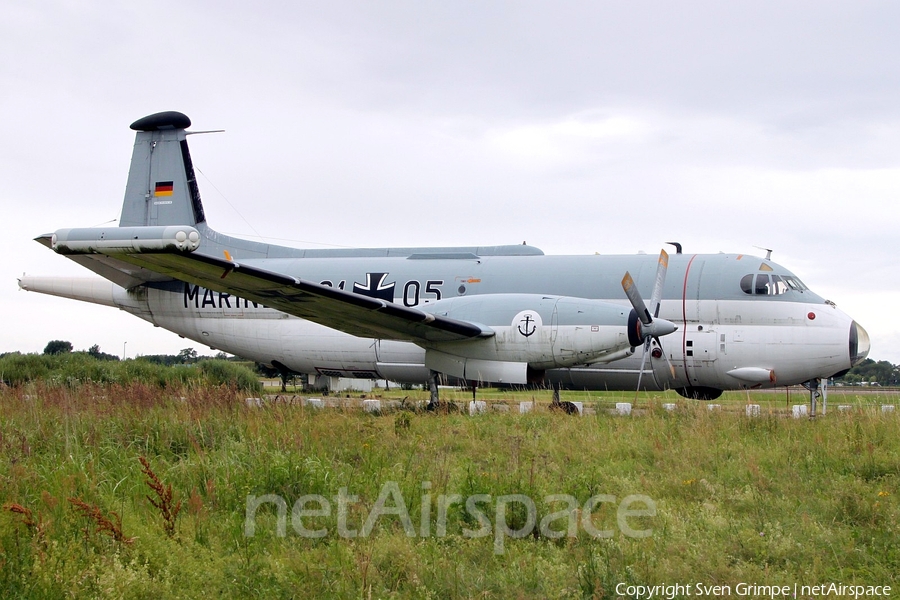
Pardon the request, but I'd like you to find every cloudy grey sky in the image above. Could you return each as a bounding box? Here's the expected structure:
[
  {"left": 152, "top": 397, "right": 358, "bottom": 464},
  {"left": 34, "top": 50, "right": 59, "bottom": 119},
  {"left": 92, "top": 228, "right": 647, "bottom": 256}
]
[{"left": 3, "top": 1, "right": 899, "bottom": 364}]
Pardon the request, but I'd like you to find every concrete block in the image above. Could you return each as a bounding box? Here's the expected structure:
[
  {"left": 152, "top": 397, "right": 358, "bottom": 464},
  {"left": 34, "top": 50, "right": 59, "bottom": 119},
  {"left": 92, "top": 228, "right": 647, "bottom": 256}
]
[
  {"left": 745, "top": 404, "right": 760, "bottom": 417},
  {"left": 615, "top": 402, "right": 632, "bottom": 415},
  {"left": 838, "top": 405, "right": 852, "bottom": 412},
  {"left": 304, "top": 397, "right": 324, "bottom": 409},
  {"left": 882, "top": 405, "right": 895, "bottom": 413},
  {"left": 792, "top": 404, "right": 808, "bottom": 418},
  {"left": 362, "top": 399, "right": 381, "bottom": 413},
  {"left": 662, "top": 403, "right": 677, "bottom": 411},
  {"left": 245, "top": 397, "right": 262, "bottom": 408},
  {"left": 519, "top": 402, "right": 534, "bottom": 414},
  {"left": 707, "top": 404, "right": 721, "bottom": 411},
  {"left": 469, "top": 400, "right": 487, "bottom": 415},
  {"left": 571, "top": 401, "right": 584, "bottom": 416}
]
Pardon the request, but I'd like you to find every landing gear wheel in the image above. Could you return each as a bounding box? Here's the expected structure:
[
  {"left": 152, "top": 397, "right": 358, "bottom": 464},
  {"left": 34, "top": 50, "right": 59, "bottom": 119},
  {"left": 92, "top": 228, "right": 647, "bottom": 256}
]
[
  {"left": 550, "top": 401, "right": 579, "bottom": 415},
  {"left": 674, "top": 386, "right": 723, "bottom": 401}
]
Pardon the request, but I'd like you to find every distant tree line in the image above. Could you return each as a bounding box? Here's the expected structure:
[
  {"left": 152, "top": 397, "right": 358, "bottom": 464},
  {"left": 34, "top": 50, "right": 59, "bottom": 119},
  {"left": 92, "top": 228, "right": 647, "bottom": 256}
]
[
  {"left": 13, "top": 340, "right": 900, "bottom": 388},
  {"left": 0, "top": 341, "right": 260, "bottom": 391},
  {"left": 36, "top": 341, "right": 233, "bottom": 365},
  {"left": 25, "top": 340, "right": 284, "bottom": 383},
  {"left": 834, "top": 358, "right": 899, "bottom": 386}
]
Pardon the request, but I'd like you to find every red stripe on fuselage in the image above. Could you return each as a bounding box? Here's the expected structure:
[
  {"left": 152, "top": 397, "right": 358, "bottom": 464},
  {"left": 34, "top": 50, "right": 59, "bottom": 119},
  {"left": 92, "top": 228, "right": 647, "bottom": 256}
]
[{"left": 681, "top": 254, "right": 698, "bottom": 385}]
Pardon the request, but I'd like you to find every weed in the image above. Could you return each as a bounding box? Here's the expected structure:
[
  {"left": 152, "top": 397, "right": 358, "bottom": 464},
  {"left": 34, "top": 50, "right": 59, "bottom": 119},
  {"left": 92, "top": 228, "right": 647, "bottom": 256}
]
[
  {"left": 3, "top": 502, "right": 48, "bottom": 546},
  {"left": 394, "top": 411, "right": 411, "bottom": 434},
  {"left": 67, "top": 497, "right": 134, "bottom": 544},
  {"left": 139, "top": 456, "right": 182, "bottom": 538}
]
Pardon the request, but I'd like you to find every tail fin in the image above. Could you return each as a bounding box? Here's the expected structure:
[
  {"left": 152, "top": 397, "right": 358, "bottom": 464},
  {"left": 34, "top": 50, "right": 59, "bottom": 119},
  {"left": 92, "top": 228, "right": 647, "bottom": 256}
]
[{"left": 119, "top": 111, "right": 206, "bottom": 227}]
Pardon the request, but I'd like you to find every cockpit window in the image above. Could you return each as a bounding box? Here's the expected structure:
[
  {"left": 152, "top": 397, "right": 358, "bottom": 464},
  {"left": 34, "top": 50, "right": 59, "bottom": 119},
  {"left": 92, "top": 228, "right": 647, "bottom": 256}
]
[
  {"left": 740, "top": 273, "right": 807, "bottom": 295},
  {"left": 781, "top": 275, "right": 807, "bottom": 292},
  {"left": 771, "top": 275, "right": 789, "bottom": 295}
]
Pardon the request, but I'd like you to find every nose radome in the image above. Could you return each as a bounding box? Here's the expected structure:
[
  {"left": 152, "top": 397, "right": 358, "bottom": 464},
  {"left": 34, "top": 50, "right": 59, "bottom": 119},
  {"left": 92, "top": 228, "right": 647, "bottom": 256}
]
[{"left": 850, "top": 321, "right": 871, "bottom": 367}]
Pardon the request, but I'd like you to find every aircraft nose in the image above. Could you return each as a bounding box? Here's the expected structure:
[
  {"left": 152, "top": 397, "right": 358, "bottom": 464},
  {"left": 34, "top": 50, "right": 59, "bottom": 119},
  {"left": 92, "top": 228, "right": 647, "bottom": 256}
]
[{"left": 850, "top": 320, "right": 871, "bottom": 367}]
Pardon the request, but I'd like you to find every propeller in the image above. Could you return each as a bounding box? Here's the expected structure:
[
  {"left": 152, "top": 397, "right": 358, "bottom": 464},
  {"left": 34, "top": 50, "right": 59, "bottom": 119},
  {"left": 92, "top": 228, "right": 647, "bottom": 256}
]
[{"left": 621, "top": 249, "right": 678, "bottom": 395}]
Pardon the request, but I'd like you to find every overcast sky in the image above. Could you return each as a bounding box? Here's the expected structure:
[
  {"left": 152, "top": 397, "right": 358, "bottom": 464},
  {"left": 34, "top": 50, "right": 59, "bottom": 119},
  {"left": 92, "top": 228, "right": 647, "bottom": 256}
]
[{"left": 2, "top": 1, "right": 899, "bottom": 365}]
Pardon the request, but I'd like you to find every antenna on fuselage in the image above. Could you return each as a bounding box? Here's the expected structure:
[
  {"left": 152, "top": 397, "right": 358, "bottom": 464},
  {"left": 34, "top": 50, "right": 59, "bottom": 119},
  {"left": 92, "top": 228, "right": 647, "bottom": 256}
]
[
  {"left": 754, "top": 246, "right": 773, "bottom": 260},
  {"left": 665, "top": 242, "right": 682, "bottom": 254}
]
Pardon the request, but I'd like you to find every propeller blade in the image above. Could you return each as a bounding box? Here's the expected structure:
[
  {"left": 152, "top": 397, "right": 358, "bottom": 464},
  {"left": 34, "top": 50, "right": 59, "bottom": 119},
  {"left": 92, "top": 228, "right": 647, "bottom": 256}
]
[
  {"left": 650, "top": 338, "right": 675, "bottom": 379},
  {"left": 622, "top": 248, "right": 669, "bottom": 324},
  {"left": 628, "top": 249, "right": 675, "bottom": 399},
  {"left": 622, "top": 272, "right": 652, "bottom": 325},
  {"left": 660, "top": 345, "right": 676, "bottom": 379},
  {"left": 649, "top": 249, "right": 669, "bottom": 319},
  {"left": 634, "top": 338, "right": 651, "bottom": 399}
]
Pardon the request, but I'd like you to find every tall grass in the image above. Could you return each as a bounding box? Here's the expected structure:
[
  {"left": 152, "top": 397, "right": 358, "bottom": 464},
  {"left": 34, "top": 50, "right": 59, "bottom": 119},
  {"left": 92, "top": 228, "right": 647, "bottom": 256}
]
[
  {"left": 0, "top": 353, "right": 261, "bottom": 392},
  {"left": 1, "top": 383, "right": 897, "bottom": 598}
]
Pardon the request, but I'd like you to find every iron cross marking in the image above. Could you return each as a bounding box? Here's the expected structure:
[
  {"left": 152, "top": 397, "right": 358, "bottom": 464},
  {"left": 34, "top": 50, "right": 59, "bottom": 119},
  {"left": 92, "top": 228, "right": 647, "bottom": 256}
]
[{"left": 353, "top": 273, "right": 396, "bottom": 302}]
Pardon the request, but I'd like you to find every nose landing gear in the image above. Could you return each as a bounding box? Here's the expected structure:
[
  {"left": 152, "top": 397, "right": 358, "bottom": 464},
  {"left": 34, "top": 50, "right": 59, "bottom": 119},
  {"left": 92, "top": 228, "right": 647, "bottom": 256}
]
[{"left": 802, "top": 378, "right": 828, "bottom": 417}]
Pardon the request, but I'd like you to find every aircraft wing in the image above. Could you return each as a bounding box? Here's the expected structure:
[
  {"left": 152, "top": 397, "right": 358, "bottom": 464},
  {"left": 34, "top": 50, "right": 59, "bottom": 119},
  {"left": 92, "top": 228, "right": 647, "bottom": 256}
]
[
  {"left": 138, "top": 252, "right": 491, "bottom": 342},
  {"left": 57, "top": 238, "right": 492, "bottom": 344}
]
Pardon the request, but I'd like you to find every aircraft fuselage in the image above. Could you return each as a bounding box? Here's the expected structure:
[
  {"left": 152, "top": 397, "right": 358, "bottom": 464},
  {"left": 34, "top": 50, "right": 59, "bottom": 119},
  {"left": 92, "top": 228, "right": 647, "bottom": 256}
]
[{"left": 98, "top": 250, "right": 865, "bottom": 395}]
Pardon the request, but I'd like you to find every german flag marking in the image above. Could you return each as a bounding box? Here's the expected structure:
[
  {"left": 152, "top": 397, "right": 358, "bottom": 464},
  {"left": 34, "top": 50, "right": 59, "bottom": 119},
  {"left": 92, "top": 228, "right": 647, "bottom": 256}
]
[{"left": 154, "top": 181, "right": 174, "bottom": 196}]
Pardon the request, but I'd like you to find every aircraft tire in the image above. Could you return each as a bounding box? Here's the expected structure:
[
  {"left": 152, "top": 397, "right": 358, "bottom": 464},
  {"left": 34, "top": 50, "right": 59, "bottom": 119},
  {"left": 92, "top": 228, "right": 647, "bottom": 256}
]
[
  {"left": 674, "top": 386, "right": 723, "bottom": 401},
  {"left": 550, "top": 401, "right": 580, "bottom": 415}
]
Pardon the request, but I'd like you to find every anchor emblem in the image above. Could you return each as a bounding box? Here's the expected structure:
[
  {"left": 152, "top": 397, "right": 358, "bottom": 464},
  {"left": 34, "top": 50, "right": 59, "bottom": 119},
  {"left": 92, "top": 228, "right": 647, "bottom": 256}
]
[{"left": 517, "top": 313, "right": 537, "bottom": 337}]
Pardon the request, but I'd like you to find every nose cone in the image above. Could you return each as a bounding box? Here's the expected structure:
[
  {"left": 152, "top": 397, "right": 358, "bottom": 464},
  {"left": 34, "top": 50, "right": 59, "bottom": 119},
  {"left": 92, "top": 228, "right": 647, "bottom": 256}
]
[{"left": 850, "top": 321, "right": 871, "bottom": 367}]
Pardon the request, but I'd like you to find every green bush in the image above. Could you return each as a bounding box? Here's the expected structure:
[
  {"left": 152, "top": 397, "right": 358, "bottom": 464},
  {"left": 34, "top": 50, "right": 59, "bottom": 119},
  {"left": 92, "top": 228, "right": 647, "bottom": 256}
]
[
  {"left": 0, "top": 352, "right": 52, "bottom": 385},
  {"left": 197, "top": 359, "right": 263, "bottom": 393},
  {"left": 0, "top": 353, "right": 260, "bottom": 392}
]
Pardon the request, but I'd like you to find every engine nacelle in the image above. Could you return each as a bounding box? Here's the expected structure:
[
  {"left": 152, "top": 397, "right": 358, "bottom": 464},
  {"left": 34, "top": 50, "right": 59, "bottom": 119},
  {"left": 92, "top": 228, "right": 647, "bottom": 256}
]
[{"left": 422, "top": 294, "right": 641, "bottom": 383}]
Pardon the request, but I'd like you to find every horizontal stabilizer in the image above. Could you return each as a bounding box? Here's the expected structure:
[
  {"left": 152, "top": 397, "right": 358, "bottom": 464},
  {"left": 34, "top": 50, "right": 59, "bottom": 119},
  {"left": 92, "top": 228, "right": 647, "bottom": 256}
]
[
  {"left": 18, "top": 276, "right": 118, "bottom": 307},
  {"left": 33, "top": 235, "right": 177, "bottom": 290}
]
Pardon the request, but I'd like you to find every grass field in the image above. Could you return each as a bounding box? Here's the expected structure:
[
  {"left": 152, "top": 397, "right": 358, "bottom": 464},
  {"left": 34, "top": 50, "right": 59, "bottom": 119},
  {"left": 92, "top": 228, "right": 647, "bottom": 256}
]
[{"left": 1, "top": 382, "right": 898, "bottom": 598}]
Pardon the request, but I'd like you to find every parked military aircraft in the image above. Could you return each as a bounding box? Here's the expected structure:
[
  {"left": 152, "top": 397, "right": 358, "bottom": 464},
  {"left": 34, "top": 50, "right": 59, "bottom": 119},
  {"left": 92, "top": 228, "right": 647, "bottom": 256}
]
[{"left": 20, "top": 111, "right": 870, "bottom": 408}]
